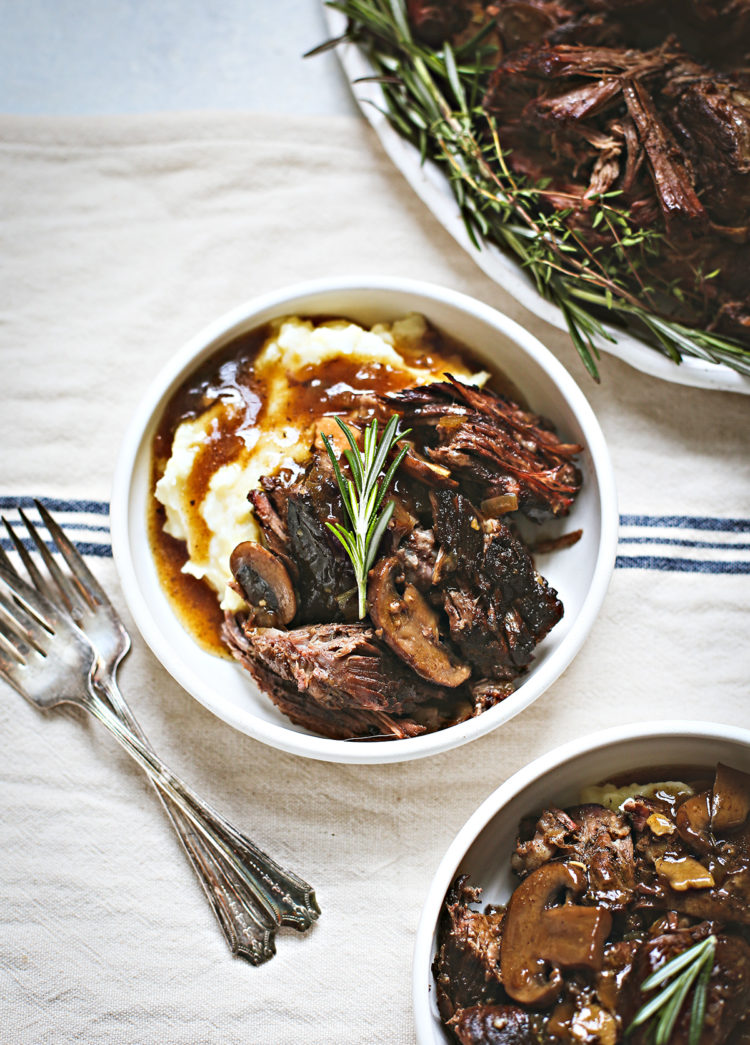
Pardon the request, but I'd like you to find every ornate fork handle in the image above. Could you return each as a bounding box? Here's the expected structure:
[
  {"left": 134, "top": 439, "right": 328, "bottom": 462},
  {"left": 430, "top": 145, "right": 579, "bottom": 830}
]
[
  {"left": 83, "top": 684, "right": 320, "bottom": 934},
  {"left": 95, "top": 675, "right": 284, "bottom": 964}
]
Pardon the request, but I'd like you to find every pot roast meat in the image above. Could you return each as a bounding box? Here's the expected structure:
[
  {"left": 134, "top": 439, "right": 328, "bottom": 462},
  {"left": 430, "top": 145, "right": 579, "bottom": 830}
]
[
  {"left": 433, "top": 876, "right": 507, "bottom": 1024},
  {"left": 228, "top": 373, "right": 574, "bottom": 739},
  {"left": 621, "top": 77, "right": 707, "bottom": 233},
  {"left": 222, "top": 616, "right": 475, "bottom": 740},
  {"left": 285, "top": 491, "right": 355, "bottom": 623},
  {"left": 665, "top": 78, "right": 750, "bottom": 232},
  {"left": 251, "top": 469, "right": 356, "bottom": 625},
  {"left": 451, "top": 1004, "right": 542, "bottom": 1045},
  {"left": 431, "top": 490, "right": 563, "bottom": 677},
  {"left": 385, "top": 378, "right": 582, "bottom": 522},
  {"left": 248, "top": 487, "right": 292, "bottom": 563},
  {"left": 511, "top": 806, "right": 579, "bottom": 874},
  {"left": 394, "top": 526, "right": 439, "bottom": 593},
  {"left": 513, "top": 803, "right": 636, "bottom": 910},
  {"left": 406, "top": 0, "right": 472, "bottom": 46},
  {"left": 430, "top": 2, "right": 750, "bottom": 343}
]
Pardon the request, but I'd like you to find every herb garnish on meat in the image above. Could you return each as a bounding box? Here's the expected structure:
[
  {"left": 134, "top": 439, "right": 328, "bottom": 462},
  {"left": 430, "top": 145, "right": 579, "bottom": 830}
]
[
  {"left": 629, "top": 935, "right": 716, "bottom": 1045},
  {"left": 321, "top": 414, "right": 410, "bottom": 619}
]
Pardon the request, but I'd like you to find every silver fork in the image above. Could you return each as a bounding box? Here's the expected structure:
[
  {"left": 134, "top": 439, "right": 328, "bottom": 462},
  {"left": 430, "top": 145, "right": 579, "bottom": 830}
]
[
  {"left": 0, "top": 524, "right": 319, "bottom": 964},
  {"left": 1, "top": 506, "right": 291, "bottom": 964}
]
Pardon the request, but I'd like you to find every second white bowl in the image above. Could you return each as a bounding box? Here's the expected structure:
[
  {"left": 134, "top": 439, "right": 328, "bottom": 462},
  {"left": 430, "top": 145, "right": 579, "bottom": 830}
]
[{"left": 412, "top": 720, "right": 750, "bottom": 1042}]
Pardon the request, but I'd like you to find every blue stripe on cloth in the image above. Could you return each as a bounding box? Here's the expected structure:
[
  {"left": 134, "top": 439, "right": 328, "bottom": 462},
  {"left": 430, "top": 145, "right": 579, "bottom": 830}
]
[
  {"left": 0, "top": 496, "right": 109, "bottom": 515},
  {"left": 0, "top": 538, "right": 111, "bottom": 558},
  {"left": 615, "top": 555, "right": 750, "bottom": 574},
  {"left": 619, "top": 536, "right": 750, "bottom": 551},
  {"left": 620, "top": 514, "right": 750, "bottom": 533}
]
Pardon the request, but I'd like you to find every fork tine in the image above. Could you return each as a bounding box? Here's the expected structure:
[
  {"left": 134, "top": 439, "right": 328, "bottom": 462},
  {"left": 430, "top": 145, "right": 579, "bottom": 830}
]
[
  {"left": 0, "top": 647, "right": 31, "bottom": 700},
  {"left": 0, "top": 639, "right": 24, "bottom": 673},
  {"left": 17, "top": 507, "right": 88, "bottom": 618},
  {"left": 0, "top": 528, "right": 21, "bottom": 577},
  {"left": 34, "top": 500, "right": 110, "bottom": 608},
  {"left": 0, "top": 591, "right": 37, "bottom": 660},
  {"left": 0, "top": 563, "right": 65, "bottom": 634},
  {"left": 3, "top": 516, "right": 53, "bottom": 597}
]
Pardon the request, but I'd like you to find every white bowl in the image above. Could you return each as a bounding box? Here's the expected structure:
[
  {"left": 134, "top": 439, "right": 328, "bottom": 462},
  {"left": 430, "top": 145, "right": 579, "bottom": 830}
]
[
  {"left": 111, "top": 276, "right": 618, "bottom": 764},
  {"left": 412, "top": 720, "right": 750, "bottom": 1043}
]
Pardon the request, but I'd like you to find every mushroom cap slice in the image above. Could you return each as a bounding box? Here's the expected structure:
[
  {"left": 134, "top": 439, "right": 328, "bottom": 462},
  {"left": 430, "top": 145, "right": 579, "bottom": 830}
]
[
  {"left": 675, "top": 791, "right": 712, "bottom": 854},
  {"left": 229, "top": 541, "right": 297, "bottom": 627},
  {"left": 367, "top": 556, "right": 470, "bottom": 687},
  {"left": 500, "top": 862, "right": 612, "bottom": 1008},
  {"left": 711, "top": 762, "right": 750, "bottom": 834}
]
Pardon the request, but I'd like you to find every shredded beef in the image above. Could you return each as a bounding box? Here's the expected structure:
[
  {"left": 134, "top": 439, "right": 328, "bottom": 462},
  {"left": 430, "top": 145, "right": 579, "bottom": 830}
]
[
  {"left": 385, "top": 377, "right": 582, "bottom": 522},
  {"left": 513, "top": 802, "right": 636, "bottom": 910},
  {"left": 409, "top": 0, "right": 750, "bottom": 345},
  {"left": 432, "top": 876, "right": 507, "bottom": 1024},
  {"left": 451, "top": 1004, "right": 541, "bottom": 1045},
  {"left": 222, "top": 616, "right": 475, "bottom": 740},
  {"left": 431, "top": 490, "right": 563, "bottom": 677}
]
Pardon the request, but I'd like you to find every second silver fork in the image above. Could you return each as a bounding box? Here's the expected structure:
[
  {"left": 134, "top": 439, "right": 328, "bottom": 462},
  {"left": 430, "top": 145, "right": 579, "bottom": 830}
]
[{"left": 1, "top": 502, "right": 320, "bottom": 964}]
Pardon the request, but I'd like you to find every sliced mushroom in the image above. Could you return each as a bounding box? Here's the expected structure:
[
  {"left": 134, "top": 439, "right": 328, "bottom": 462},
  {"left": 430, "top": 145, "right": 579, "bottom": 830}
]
[
  {"left": 675, "top": 791, "right": 712, "bottom": 854},
  {"left": 367, "top": 556, "right": 469, "bottom": 687},
  {"left": 229, "top": 541, "right": 296, "bottom": 627},
  {"left": 547, "top": 1000, "right": 618, "bottom": 1045},
  {"left": 500, "top": 862, "right": 612, "bottom": 1008},
  {"left": 711, "top": 762, "right": 750, "bottom": 834}
]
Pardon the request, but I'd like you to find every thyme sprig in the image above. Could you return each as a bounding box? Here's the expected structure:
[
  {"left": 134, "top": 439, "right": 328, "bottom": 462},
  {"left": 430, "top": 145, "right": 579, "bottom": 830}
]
[
  {"left": 318, "top": 0, "right": 750, "bottom": 380},
  {"left": 628, "top": 934, "right": 716, "bottom": 1045},
  {"left": 321, "top": 415, "right": 410, "bottom": 619}
]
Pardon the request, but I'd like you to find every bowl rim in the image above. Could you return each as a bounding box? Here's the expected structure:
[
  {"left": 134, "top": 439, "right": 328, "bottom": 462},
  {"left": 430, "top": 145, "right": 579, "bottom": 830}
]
[
  {"left": 411, "top": 718, "right": 750, "bottom": 1042},
  {"left": 110, "top": 274, "right": 619, "bottom": 764}
]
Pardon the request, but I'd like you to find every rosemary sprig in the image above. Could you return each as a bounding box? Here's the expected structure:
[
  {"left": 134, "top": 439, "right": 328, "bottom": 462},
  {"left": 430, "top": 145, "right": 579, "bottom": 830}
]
[
  {"left": 319, "top": 0, "right": 750, "bottom": 380},
  {"left": 628, "top": 934, "right": 716, "bottom": 1045},
  {"left": 321, "top": 415, "right": 410, "bottom": 619}
]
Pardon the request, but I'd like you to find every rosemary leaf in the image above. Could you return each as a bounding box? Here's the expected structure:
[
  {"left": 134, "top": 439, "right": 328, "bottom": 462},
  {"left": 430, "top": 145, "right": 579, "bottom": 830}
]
[
  {"left": 322, "top": 414, "right": 409, "bottom": 619},
  {"left": 688, "top": 954, "right": 713, "bottom": 1045},
  {"left": 628, "top": 935, "right": 716, "bottom": 1044}
]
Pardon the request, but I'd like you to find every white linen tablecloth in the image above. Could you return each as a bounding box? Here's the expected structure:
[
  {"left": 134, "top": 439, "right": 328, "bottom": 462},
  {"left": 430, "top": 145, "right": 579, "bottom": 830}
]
[{"left": 1, "top": 111, "right": 748, "bottom": 1045}]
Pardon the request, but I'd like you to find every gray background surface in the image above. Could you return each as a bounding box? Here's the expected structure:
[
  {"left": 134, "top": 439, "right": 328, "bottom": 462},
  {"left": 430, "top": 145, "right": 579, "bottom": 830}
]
[{"left": 0, "top": 1, "right": 354, "bottom": 115}]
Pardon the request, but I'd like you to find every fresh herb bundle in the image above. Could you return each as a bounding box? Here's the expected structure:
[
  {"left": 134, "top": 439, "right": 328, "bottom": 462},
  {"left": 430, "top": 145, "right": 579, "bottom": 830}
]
[
  {"left": 315, "top": 0, "right": 750, "bottom": 380},
  {"left": 321, "top": 414, "right": 410, "bottom": 619},
  {"left": 628, "top": 934, "right": 716, "bottom": 1044}
]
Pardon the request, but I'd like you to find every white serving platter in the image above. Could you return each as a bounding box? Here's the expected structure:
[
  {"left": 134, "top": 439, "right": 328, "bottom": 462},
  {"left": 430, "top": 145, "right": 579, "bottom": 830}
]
[{"left": 324, "top": 8, "right": 750, "bottom": 396}]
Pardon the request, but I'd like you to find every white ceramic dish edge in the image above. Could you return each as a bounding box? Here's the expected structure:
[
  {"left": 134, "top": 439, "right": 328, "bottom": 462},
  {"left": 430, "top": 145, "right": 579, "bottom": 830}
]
[
  {"left": 111, "top": 275, "right": 618, "bottom": 764},
  {"left": 323, "top": 8, "right": 750, "bottom": 396},
  {"left": 412, "top": 719, "right": 750, "bottom": 1043}
]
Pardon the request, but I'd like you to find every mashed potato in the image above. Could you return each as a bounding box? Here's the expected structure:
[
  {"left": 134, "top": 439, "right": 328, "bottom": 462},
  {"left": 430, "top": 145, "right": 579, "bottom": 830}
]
[
  {"left": 580, "top": 780, "right": 694, "bottom": 810},
  {"left": 155, "top": 314, "right": 488, "bottom": 611}
]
